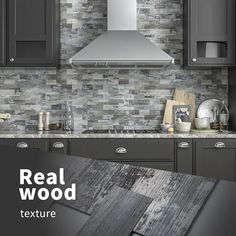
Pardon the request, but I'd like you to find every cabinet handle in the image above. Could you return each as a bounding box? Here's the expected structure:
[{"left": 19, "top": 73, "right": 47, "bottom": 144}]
[
  {"left": 16, "top": 142, "right": 28, "bottom": 149},
  {"left": 178, "top": 142, "right": 190, "bottom": 149},
  {"left": 192, "top": 58, "right": 197, "bottom": 62},
  {"left": 10, "top": 58, "right": 15, "bottom": 62},
  {"left": 214, "top": 142, "right": 226, "bottom": 149},
  {"left": 115, "top": 147, "right": 127, "bottom": 154},
  {"left": 52, "top": 142, "right": 64, "bottom": 149}
]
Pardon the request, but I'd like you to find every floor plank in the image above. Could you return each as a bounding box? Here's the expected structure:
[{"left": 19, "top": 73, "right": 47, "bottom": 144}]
[
  {"left": 59, "top": 160, "right": 147, "bottom": 213},
  {"left": 132, "top": 170, "right": 216, "bottom": 236},
  {"left": 77, "top": 187, "right": 152, "bottom": 236}
]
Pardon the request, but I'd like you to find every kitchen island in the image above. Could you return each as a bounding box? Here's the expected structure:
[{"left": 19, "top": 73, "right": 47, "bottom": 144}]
[{"left": 1, "top": 145, "right": 236, "bottom": 236}]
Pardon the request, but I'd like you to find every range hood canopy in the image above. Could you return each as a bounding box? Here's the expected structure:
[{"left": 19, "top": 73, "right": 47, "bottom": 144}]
[{"left": 71, "top": 0, "right": 174, "bottom": 69}]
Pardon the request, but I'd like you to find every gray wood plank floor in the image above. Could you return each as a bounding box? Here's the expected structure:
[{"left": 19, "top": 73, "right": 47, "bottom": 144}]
[
  {"left": 77, "top": 187, "right": 152, "bottom": 236},
  {"left": 56, "top": 157, "right": 216, "bottom": 236}
]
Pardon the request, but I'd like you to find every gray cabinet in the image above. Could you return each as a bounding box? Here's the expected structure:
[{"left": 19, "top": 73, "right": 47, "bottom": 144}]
[
  {"left": 0, "top": 0, "right": 59, "bottom": 67},
  {"left": 184, "top": 0, "right": 235, "bottom": 67},
  {"left": 7, "top": 0, "right": 59, "bottom": 67},
  {"left": 195, "top": 139, "right": 236, "bottom": 181},
  {"left": 68, "top": 139, "right": 175, "bottom": 171},
  {"left": 176, "top": 139, "right": 193, "bottom": 175},
  {"left": 0, "top": 0, "right": 5, "bottom": 66},
  {"left": 0, "top": 138, "right": 48, "bottom": 152}
]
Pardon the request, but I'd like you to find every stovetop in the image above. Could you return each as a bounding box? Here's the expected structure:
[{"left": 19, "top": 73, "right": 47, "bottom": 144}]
[{"left": 83, "top": 129, "right": 160, "bottom": 134}]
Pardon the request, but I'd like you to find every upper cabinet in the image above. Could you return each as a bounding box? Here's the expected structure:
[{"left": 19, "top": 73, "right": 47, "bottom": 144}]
[
  {"left": 184, "top": 0, "right": 235, "bottom": 67},
  {"left": 0, "top": 0, "right": 6, "bottom": 66},
  {"left": 0, "top": 0, "right": 59, "bottom": 67}
]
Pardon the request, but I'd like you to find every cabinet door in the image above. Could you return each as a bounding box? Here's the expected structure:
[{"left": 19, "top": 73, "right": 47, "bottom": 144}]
[
  {"left": 176, "top": 139, "right": 193, "bottom": 175},
  {"left": 187, "top": 0, "right": 235, "bottom": 67},
  {"left": 0, "top": 0, "right": 5, "bottom": 66},
  {"left": 7, "top": 0, "right": 56, "bottom": 66},
  {"left": 195, "top": 140, "right": 236, "bottom": 181},
  {"left": 0, "top": 139, "right": 49, "bottom": 152}
]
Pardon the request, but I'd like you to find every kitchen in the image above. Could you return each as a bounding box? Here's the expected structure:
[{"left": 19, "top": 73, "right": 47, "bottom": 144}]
[{"left": 0, "top": 0, "right": 236, "bottom": 235}]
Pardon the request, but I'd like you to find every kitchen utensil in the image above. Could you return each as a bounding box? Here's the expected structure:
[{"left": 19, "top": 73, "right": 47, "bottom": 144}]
[
  {"left": 38, "top": 112, "right": 44, "bottom": 131},
  {"left": 173, "top": 90, "right": 195, "bottom": 124},
  {"left": 160, "top": 123, "right": 174, "bottom": 132},
  {"left": 197, "top": 99, "right": 228, "bottom": 123},
  {"left": 163, "top": 100, "right": 185, "bottom": 124},
  {"left": 194, "top": 117, "right": 210, "bottom": 130},
  {"left": 175, "top": 122, "right": 191, "bottom": 133},
  {"left": 49, "top": 123, "right": 62, "bottom": 130}
]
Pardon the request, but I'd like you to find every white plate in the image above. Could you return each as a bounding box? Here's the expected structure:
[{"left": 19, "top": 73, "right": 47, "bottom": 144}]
[{"left": 197, "top": 99, "right": 228, "bottom": 123}]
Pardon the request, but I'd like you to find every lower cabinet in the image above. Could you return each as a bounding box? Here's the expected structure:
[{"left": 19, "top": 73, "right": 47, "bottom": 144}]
[
  {"left": 0, "top": 137, "right": 235, "bottom": 181},
  {"left": 0, "top": 138, "right": 48, "bottom": 152},
  {"left": 176, "top": 139, "right": 193, "bottom": 175},
  {"left": 195, "top": 139, "right": 236, "bottom": 181},
  {"left": 68, "top": 139, "right": 175, "bottom": 171}
]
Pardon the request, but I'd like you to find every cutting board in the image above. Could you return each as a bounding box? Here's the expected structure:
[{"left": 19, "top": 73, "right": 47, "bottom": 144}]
[
  {"left": 163, "top": 100, "right": 185, "bottom": 124},
  {"left": 173, "top": 90, "right": 195, "bottom": 123}
]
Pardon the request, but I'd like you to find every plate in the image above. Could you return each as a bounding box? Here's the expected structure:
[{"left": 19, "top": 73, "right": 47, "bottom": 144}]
[{"left": 197, "top": 99, "right": 228, "bottom": 123}]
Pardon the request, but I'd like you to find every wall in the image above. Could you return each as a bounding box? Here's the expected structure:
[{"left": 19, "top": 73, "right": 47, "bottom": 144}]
[{"left": 0, "top": 0, "right": 228, "bottom": 131}]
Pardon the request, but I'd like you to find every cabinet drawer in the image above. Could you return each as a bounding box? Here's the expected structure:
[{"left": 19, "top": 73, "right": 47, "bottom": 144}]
[
  {"left": 0, "top": 139, "right": 48, "bottom": 152},
  {"left": 49, "top": 139, "right": 67, "bottom": 154},
  {"left": 176, "top": 139, "right": 193, "bottom": 175},
  {"left": 195, "top": 139, "right": 236, "bottom": 149},
  {"left": 69, "top": 139, "right": 174, "bottom": 161},
  {"left": 116, "top": 161, "right": 174, "bottom": 172}
]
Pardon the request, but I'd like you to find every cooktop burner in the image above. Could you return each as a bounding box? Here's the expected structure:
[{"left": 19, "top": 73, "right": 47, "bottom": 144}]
[{"left": 83, "top": 129, "right": 159, "bottom": 134}]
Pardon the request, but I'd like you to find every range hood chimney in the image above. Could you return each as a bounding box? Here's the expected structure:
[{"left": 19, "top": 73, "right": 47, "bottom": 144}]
[{"left": 70, "top": 0, "right": 174, "bottom": 69}]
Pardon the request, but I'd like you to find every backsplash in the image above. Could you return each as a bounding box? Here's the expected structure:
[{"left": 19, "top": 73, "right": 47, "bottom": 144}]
[{"left": 0, "top": 0, "right": 228, "bottom": 131}]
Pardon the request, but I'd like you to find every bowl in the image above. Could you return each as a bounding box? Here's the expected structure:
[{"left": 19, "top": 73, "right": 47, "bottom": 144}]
[
  {"left": 160, "top": 123, "right": 174, "bottom": 132},
  {"left": 195, "top": 117, "right": 210, "bottom": 130},
  {"left": 175, "top": 122, "right": 191, "bottom": 133}
]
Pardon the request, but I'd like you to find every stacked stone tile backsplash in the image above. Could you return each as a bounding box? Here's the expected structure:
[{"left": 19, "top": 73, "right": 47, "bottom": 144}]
[{"left": 0, "top": 0, "right": 228, "bottom": 131}]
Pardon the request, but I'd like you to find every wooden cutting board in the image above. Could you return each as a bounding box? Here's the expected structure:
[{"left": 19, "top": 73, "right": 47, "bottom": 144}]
[
  {"left": 173, "top": 90, "right": 195, "bottom": 123},
  {"left": 163, "top": 100, "right": 185, "bottom": 124}
]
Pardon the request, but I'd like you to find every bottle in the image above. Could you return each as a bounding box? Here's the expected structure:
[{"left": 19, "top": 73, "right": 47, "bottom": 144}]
[
  {"left": 211, "top": 107, "right": 219, "bottom": 130},
  {"left": 219, "top": 101, "right": 229, "bottom": 130},
  {"left": 63, "top": 101, "right": 74, "bottom": 131}
]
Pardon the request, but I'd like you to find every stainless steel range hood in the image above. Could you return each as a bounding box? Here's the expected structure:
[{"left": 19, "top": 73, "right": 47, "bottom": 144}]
[{"left": 70, "top": 0, "right": 174, "bottom": 69}]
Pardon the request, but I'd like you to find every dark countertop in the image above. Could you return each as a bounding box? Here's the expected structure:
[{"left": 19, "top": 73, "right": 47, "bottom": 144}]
[{"left": 1, "top": 145, "right": 236, "bottom": 236}]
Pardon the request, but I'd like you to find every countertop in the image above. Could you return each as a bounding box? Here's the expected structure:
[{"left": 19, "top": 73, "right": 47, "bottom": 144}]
[
  {"left": 0, "top": 130, "right": 236, "bottom": 138},
  {"left": 2, "top": 145, "right": 236, "bottom": 236}
]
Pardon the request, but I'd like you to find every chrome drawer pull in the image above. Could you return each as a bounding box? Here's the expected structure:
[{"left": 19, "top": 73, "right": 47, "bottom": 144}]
[
  {"left": 16, "top": 142, "right": 28, "bottom": 149},
  {"left": 115, "top": 147, "right": 127, "bottom": 154},
  {"left": 178, "top": 142, "right": 190, "bottom": 149},
  {"left": 214, "top": 142, "right": 226, "bottom": 149},
  {"left": 52, "top": 142, "right": 64, "bottom": 149}
]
